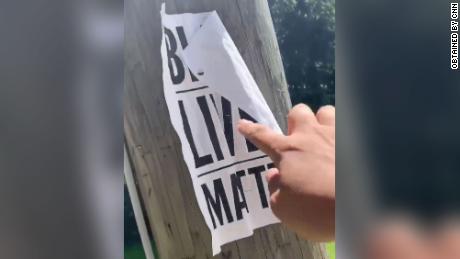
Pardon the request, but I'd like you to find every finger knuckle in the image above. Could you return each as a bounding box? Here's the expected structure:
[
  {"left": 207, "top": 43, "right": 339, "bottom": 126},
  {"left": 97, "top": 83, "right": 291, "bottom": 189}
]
[
  {"left": 317, "top": 105, "right": 335, "bottom": 117},
  {"left": 293, "top": 103, "right": 310, "bottom": 111},
  {"left": 290, "top": 103, "right": 314, "bottom": 120},
  {"left": 272, "top": 137, "right": 294, "bottom": 153},
  {"left": 248, "top": 124, "right": 265, "bottom": 137},
  {"left": 283, "top": 138, "right": 297, "bottom": 150}
]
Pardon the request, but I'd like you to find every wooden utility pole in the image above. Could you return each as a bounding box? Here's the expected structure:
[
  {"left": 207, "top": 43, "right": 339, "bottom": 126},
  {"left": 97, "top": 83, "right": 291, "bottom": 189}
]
[{"left": 124, "top": 0, "right": 329, "bottom": 258}]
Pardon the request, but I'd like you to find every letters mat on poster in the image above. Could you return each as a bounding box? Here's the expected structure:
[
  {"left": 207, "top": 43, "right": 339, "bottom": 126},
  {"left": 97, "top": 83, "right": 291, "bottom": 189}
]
[{"left": 160, "top": 4, "right": 281, "bottom": 255}]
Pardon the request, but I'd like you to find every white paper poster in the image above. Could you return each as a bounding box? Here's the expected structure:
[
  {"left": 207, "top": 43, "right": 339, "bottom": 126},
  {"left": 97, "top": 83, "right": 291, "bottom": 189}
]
[{"left": 160, "top": 5, "right": 281, "bottom": 255}]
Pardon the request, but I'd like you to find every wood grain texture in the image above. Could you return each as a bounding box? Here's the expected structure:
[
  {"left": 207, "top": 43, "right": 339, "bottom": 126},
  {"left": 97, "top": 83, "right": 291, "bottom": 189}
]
[{"left": 124, "top": 0, "right": 329, "bottom": 258}]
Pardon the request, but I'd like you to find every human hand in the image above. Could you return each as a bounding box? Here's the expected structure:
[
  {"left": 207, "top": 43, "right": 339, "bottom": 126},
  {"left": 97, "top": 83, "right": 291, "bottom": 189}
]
[
  {"left": 237, "top": 104, "right": 335, "bottom": 241},
  {"left": 364, "top": 218, "right": 460, "bottom": 259}
]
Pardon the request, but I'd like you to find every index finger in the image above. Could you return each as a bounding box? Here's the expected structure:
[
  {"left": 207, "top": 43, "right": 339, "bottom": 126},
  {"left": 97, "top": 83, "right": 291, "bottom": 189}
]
[{"left": 237, "top": 119, "right": 290, "bottom": 164}]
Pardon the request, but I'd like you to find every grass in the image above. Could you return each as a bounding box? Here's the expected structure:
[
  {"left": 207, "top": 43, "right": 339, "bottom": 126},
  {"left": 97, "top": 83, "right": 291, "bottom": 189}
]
[
  {"left": 125, "top": 241, "right": 159, "bottom": 259},
  {"left": 326, "top": 242, "right": 335, "bottom": 259},
  {"left": 124, "top": 244, "right": 146, "bottom": 259}
]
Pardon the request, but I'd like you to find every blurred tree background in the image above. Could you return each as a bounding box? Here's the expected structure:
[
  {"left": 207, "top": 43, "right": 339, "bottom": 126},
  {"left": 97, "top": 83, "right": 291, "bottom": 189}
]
[
  {"left": 269, "top": 0, "right": 335, "bottom": 111},
  {"left": 269, "top": 1, "right": 335, "bottom": 258}
]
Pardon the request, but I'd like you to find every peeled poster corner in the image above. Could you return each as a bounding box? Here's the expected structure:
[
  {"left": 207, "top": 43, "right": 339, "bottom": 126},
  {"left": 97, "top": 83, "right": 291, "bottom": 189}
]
[{"left": 160, "top": 4, "right": 281, "bottom": 255}]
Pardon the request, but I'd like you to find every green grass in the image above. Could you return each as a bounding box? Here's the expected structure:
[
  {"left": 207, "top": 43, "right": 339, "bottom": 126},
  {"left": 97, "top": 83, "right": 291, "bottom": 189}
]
[
  {"left": 326, "top": 242, "right": 335, "bottom": 259},
  {"left": 124, "top": 244, "right": 146, "bottom": 259},
  {"left": 125, "top": 241, "right": 159, "bottom": 259}
]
